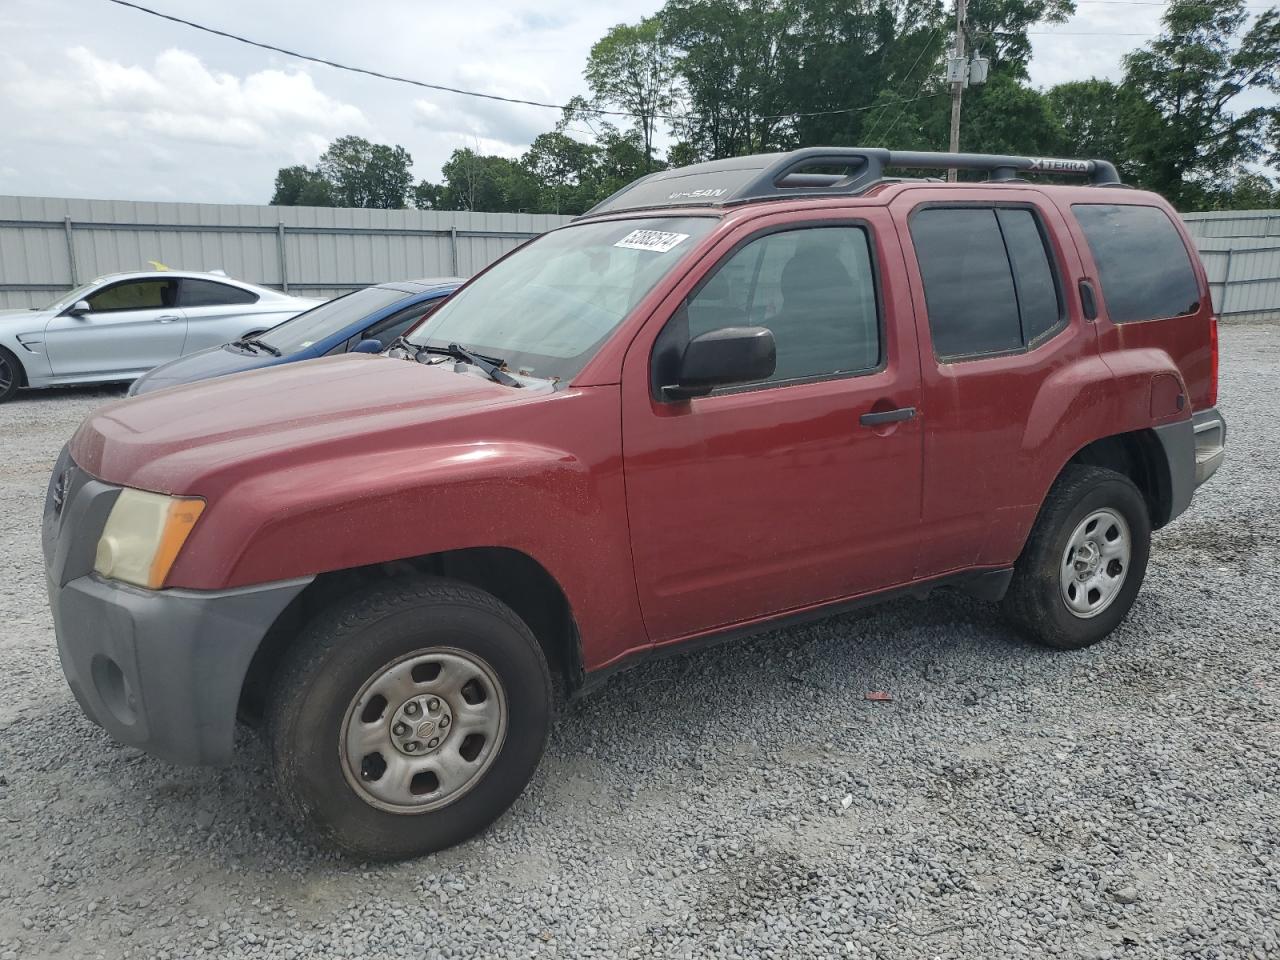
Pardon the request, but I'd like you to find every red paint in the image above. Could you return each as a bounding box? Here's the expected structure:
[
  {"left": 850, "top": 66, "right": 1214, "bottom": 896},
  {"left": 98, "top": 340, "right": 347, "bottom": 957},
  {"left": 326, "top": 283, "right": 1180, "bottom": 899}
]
[{"left": 69, "top": 182, "right": 1216, "bottom": 674}]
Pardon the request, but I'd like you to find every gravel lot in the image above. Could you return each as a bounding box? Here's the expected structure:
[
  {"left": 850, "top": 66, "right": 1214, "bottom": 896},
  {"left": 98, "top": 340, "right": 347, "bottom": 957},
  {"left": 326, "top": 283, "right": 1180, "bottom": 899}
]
[{"left": 0, "top": 326, "right": 1276, "bottom": 960}]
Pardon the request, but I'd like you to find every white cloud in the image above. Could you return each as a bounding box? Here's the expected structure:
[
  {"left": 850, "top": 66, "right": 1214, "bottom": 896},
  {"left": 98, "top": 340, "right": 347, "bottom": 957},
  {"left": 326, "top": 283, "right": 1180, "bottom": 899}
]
[{"left": 3, "top": 46, "right": 366, "bottom": 149}]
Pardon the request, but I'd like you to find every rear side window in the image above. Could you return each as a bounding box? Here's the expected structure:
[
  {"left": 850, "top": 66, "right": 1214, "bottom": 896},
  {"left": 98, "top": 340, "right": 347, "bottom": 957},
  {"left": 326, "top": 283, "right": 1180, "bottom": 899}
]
[
  {"left": 910, "top": 206, "right": 1063, "bottom": 360},
  {"left": 181, "top": 279, "right": 259, "bottom": 307},
  {"left": 1072, "top": 204, "right": 1200, "bottom": 323},
  {"left": 684, "top": 225, "right": 880, "bottom": 384},
  {"left": 86, "top": 278, "right": 178, "bottom": 313}
]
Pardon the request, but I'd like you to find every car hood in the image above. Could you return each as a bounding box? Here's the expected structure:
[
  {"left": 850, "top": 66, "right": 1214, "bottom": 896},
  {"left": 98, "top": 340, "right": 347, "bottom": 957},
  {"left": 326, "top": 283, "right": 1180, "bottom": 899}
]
[
  {"left": 130, "top": 343, "right": 281, "bottom": 396},
  {"left": 71, "top": 353, "right": 547, "bottom": 495},
  {"left": 0, "top": 307, "right": 54, "bottom": 329}
]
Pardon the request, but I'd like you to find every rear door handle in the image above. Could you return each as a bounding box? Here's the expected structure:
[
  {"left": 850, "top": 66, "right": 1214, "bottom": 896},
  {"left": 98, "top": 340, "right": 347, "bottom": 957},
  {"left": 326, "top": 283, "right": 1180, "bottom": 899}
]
[
  {"left": 860, "top": 406, "right": 916, "bottom": 427},
  {"left": 156, "top": 315, "right": 179, "bottom": 323}
]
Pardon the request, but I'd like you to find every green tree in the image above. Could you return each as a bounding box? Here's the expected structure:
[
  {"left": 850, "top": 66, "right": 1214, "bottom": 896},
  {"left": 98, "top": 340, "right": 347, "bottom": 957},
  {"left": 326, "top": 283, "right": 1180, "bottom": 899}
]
[
  {"left": 964, "top": 0, "right": 1075, "bottom": 79},
  {"left": 585, "top": 17, "right": 679, "bottom": 170},
  {"left": 269, "top": 165, "right": 335, "bottom": 206},
  {"left": 318, "top": 136, "right": 415, "bottom": 209},
  {"left": 522, "top": 132, "right": 602, "bottom": 214},
  {"left": 1046, "top": 79, "right": 1156, "bottom": 179},
  {"left": 1123, "top": 0, "right": 1280, "bottom": 207}
]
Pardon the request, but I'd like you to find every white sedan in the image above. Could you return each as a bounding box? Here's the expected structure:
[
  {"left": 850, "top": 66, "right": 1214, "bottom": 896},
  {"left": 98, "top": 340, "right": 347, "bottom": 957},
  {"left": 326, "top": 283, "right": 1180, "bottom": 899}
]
[{"left": 0, "top": 270, "right": 322, "bottom": 402}]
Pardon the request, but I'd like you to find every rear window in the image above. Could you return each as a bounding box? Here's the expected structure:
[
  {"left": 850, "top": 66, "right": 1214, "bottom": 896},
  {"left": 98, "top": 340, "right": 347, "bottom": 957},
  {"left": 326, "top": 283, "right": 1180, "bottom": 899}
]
[
  {"left": 910, "top": 206, "right": 1062, "bottom": 360},
  {"left": 181, "top": 278, "right": 259, "bottom": 307},
  {"left": 1072, "top": 204, "right": 1200, "bottom": 323}
]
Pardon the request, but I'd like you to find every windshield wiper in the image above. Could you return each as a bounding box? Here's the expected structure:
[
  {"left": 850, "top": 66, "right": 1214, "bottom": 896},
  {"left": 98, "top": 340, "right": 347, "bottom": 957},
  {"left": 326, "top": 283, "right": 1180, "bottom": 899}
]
[
  {"left": 234, "top": 337, "right": 282, "bottom": 356},
  {"left": 414, "top": 343, "right": 522, "bottom": 388}
]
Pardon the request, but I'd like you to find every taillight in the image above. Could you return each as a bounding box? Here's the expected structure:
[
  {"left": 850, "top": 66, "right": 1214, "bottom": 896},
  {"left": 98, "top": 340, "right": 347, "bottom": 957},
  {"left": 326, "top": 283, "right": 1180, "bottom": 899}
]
[{"left": 1208, "top": 316, "right": 1219, "bottom": 408}]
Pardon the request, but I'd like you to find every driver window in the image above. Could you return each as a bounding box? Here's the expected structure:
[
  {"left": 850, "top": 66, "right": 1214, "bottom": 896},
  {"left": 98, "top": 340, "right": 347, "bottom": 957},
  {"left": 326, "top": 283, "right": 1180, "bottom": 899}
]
[
  {"left": 684, "top": 226, "right": 880, "bottom": 385},
  {"left": 86, "top": 279, "right": 178, "bottom": 313}
]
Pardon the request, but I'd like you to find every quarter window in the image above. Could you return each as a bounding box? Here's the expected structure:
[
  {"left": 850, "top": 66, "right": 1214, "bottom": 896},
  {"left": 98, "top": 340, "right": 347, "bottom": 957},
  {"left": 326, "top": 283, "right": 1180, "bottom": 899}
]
[
  {"left": 1072, "top": 204, "right": 1200, "bottom": 323},
  {"left": 85, "top": 279, "right": 178, "bottom": 313},
  {"left": 683, "top": 226, "right": 880, "bottom": 385},
  {"left": 180, "top": 279, "right": 259, "bottom": 307},
  {"left": 910, "top": 206, "right": 1063, "bottom": 360}
]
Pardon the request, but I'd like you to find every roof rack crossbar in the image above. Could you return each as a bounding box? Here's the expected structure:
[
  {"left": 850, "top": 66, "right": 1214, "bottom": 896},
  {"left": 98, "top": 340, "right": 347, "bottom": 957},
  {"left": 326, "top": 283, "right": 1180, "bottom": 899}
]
[{"left": 575, "top": 146, "right": 1122, "bottom": 219}]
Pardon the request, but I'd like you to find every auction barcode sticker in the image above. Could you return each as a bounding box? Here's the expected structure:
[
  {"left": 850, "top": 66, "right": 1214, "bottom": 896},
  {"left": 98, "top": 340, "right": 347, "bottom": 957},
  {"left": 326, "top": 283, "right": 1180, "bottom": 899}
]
[{"left": 614, "top": 229, "right": 690, "bottom": 253}]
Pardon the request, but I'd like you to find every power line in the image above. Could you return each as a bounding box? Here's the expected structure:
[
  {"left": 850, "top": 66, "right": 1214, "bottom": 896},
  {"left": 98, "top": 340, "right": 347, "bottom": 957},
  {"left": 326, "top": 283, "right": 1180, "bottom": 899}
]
[
  {"left": 102, "top": 0, "right": 683, "bottom": 122},
  {"left": 864, "top": 25, "right": 944, "bottom": 144}
]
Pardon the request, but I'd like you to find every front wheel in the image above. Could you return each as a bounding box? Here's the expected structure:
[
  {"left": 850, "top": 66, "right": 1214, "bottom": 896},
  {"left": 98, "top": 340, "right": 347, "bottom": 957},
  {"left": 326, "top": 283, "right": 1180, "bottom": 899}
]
[
  {"left": 0, "top": 346, "right": 22, "bottom": 403},
  {"left": 266, "top": 577, "right": 552, "bottom": 860},
  {"left": 1002, "top": 465, "right": 1151, "bottom": 650}
]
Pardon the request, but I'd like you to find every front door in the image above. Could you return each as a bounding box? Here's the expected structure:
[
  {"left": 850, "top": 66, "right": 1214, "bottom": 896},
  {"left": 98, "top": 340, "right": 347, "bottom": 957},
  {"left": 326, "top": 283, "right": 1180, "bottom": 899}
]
[
  {"left": 45, "top": 277, "right": 186, "bottom": 378},
  {"left": 622, "top": 212, "right": 924, "bottom": 644}
]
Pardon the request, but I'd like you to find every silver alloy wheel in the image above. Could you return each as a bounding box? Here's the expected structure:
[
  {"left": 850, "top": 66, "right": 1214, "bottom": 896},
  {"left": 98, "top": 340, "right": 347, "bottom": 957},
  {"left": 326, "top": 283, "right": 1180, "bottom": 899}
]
[
  {"left": 0, "top": 355, "right": 11, "bottom": 394},
  {"left": 340, "top": 646, "right": 508, "bottom": 814},
  {"left": 1060, "top": 508, "right": 1131, "bottom": 619}
]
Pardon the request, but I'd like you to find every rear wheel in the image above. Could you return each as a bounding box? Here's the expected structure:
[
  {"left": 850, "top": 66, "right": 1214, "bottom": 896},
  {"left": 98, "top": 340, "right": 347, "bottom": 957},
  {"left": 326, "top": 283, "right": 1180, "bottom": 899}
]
[
  {"left": 266, "top": 577, "right": 552, "bottom": 860},
  {"left": 1002, "top": 465, "right": 1151, "bottom": 650},
  {"left": 0, "top": 347, "right": 22, "bottom": 403}
]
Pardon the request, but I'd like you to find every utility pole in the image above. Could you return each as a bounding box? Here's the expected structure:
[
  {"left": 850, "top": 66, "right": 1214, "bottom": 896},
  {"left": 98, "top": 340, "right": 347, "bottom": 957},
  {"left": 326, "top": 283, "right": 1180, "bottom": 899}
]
[{"left": 948, "top": 0, "right": 967, "bottom": 181}]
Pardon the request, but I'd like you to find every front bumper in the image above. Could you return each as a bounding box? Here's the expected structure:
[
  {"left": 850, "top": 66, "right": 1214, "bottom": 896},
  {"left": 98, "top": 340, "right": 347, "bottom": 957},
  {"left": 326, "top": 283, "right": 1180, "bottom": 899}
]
[{"left": 43, "top": 448, "right": 311, "bottom": 765}]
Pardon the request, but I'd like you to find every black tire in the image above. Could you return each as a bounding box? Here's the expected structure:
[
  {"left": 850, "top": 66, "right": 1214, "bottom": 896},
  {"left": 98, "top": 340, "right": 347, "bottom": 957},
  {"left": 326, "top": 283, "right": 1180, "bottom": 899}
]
[
  {"left": 1002, "top": 465, "right": 1151, "bottom": 650},
  {"left": 266, "top": 576, "right": 552, "bottom": 861},
  {"left": 0, "top": 346, "right": 23, "bottom": 403}
]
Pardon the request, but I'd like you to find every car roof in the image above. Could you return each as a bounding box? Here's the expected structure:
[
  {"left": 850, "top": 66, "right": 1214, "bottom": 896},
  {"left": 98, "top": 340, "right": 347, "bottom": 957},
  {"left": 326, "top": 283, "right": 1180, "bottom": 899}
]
[
  {"left": 373, "top": 277, "right": 466, "bottom": 295},
  {"left": 577, "top": 147, "right": 1127, "bottom": 220},
  {"left": 86, "top": 270, "right": 295, "bottom": 299}
]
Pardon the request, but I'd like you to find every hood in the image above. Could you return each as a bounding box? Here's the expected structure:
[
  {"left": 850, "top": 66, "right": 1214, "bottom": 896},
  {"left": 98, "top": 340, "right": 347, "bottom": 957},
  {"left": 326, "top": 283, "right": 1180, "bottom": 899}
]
[
  {"left": 0, "top": 307, "right": 53, "bottom": 328},
  {"left": 71, "top": 353, "right": 546, "bottom": 495},
  {"left": 130, "top": 343, "right": 278, "bottom": 396}
]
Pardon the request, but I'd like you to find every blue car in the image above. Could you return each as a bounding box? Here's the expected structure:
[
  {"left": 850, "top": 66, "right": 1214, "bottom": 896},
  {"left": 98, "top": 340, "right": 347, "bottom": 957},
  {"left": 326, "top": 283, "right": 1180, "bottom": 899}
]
[{"left": 128, "top": 277, "right": 463, "bottom": 396}]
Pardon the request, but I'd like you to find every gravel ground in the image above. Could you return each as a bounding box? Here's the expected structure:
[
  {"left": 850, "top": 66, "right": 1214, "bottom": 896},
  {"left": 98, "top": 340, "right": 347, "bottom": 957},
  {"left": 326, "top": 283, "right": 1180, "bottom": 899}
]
[{"left": 0, "top": 328, "right": 1276, "bottom": 960}]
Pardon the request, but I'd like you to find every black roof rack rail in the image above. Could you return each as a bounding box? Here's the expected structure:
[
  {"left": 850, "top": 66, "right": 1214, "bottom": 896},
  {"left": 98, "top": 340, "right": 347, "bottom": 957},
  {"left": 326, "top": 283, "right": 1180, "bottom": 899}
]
[{"left": 577, "top": 147, "right": 1123, "bottom": 219}]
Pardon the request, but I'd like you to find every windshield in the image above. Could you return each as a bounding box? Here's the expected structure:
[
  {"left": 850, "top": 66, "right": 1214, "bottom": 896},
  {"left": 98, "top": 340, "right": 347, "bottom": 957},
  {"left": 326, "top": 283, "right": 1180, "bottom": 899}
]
[
  {"left": 41, "top": 281, "right": 101, "bottom": 311},
  {"left": 258, "top": 286, "right": 410, "bottom": 354},
  {"left": 406, "top": 216, "right": 716, "bottom": 380}
]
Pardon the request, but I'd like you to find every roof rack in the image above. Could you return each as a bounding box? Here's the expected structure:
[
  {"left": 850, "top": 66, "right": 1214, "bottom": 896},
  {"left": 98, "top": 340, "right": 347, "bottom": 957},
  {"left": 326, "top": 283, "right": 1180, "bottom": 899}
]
[{"left": 577, "top": 147, "right": 1123, "bottom": 219}]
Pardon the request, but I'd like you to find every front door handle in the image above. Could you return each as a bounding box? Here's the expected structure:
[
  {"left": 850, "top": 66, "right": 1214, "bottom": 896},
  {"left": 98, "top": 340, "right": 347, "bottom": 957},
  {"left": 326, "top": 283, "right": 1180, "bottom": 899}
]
[
  {"left": 156, "top": 315, "right": 179, "bottom": 323},
  {"left": 860, "top": 406, "right": 917, "bottom": 427}
]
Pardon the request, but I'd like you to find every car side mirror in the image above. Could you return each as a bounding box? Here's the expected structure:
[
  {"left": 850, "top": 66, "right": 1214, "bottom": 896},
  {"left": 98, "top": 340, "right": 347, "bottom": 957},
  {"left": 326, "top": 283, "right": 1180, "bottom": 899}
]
[
  {"left": 662, "top": 326, "right": 776, "bottom": 401},
  {"left": 352, "top": 338, "right": 383, "bottom": 354},
  {"left": 68, "top": 300, "right": 91, "bottom": 317}
]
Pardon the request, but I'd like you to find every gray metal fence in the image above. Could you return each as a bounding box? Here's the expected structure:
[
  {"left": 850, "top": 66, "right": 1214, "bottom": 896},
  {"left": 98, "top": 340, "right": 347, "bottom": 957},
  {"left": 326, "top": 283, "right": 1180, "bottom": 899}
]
[
  {"left": 1, "top": 195, "right": 1277, "bottom": 320},
  {"left": 1181, "top": 210, "right": 1280, "bottom": 323},
  {"left": 0, "top": 196, "right": 571, "bottom": 309}
]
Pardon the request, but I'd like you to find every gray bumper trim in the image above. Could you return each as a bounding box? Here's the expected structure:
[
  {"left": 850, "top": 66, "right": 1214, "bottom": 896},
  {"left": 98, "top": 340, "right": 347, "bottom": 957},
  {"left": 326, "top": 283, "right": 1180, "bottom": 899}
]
[
  {"left": 50, "top": 574, "right": 312, "bottom": 765},
  {"left": 1192, "top": 407, "right": 1226, "bottom": 487}
]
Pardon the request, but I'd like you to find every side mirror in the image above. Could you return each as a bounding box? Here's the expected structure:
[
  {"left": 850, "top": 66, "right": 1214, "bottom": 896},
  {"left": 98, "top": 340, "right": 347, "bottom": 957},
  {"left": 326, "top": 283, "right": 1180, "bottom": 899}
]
[
  {"left": 352, "top": 338, "right": 383, "bottom": 354},
  {"left": 68, "top": 300, "right": 91, "bottom": 317},
  {"left": 662, "top": 326, "right": 776, "bottom": 401}
]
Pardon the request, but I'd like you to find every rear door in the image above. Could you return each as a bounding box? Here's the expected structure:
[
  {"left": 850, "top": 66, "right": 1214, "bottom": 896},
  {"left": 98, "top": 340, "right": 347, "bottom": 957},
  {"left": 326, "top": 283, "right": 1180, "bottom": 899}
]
[
  {"left": 621, "top": 208, "right": 924, "bottom": 644},
  {"left": 44, "top": 277, "right": 185, "bottom": 377},
  {"left": 891, "top": 189, "right": 1096, "bottom": 576}
]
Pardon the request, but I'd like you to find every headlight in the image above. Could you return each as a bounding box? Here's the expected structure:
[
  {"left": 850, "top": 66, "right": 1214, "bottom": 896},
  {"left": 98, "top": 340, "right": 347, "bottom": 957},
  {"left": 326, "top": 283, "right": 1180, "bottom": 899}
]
[{"left": 94, "top": 489, "right": 206, "bottom": 589}]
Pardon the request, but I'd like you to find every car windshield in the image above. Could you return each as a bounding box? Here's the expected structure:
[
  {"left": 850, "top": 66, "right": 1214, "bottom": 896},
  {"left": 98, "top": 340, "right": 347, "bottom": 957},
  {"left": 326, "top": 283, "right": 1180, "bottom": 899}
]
[
  {"left": 41, "top": 281, "right": 102, "bottom": 311},
  {"left": 257, "top": 286, "right": 411, "bottom": 354},
  {"left": 405, "top": 216, "right": 717, "bottom": 381}
]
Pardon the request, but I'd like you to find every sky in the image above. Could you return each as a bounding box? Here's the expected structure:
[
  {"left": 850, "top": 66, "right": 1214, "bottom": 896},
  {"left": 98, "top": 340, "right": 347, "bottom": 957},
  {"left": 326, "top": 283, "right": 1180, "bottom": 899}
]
[{"left": 0, "top": 0, "right": 1272, "bottom": 205}]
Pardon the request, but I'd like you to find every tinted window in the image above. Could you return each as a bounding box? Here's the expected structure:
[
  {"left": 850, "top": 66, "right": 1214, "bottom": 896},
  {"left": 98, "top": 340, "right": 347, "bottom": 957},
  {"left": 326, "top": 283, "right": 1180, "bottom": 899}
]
[
  {"left": 685, "top": 226, "right": 880, "bottom": 384},
  {"left": 366, "top": 298, "right": 445, "bottom": 342},
  {"left": 997, "top": 208, "right": 1061, "bottom": 342},
  {"left": 911, "top": 208, "right": 1021, "bottom": 358},
  {"left": 259, "top": 286, "right": 409, "bottom": 355},
  {"left": 86, "top": 279, "right": 177, "bottom": 313},
  {"left": 181, "top": 278, "right": 259, "bottom": 307},
  {"left": 1073, "top": 204, "right": 1200, "bottom": 323}
]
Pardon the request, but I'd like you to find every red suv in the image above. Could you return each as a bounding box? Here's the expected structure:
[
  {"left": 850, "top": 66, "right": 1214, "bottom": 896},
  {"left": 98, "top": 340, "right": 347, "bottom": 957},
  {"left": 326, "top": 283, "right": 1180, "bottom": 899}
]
[{"left": 44, "top": 148, "right": 1226, "bottom": 860}]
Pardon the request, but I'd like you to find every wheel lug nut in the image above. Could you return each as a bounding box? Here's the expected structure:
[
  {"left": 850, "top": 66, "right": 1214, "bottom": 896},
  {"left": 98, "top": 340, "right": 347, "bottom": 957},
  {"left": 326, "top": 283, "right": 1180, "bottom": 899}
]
[
  {"left": 393, "top": 723, "right": 408, "bottom": 736},
  {"left": 427, "top": 698, "right": 440, "bottom": 712},
  {"left": 439, "top": 717, "right": 449, "bottom": 728},
  {"left": 405, "top": 702, "right": 419, "bottom": 716},
  {"left": 405, "top": 741, "right": 418, "bottom": 752},
  {"left": 427, "top": 737, "right": 440, "bottom": 748}
]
